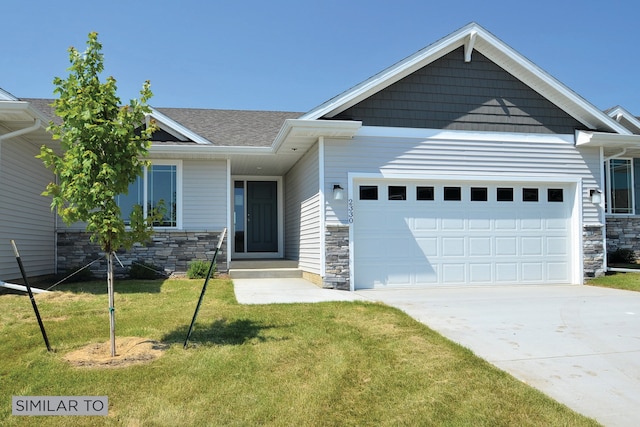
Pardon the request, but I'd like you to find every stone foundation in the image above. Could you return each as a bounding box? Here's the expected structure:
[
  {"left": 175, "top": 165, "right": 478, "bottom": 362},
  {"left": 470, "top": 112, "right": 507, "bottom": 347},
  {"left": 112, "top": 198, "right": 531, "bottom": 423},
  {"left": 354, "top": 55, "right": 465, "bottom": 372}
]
[
  {"left": 56, "top": 230, "right": 227, "bottom": 278},
  {"left": 583, "top": 225, "right": 604, "bottom": 278},
  {"left": 606, "top": 216, "right": 640, "bottom": 255},
  {"left": 323, "top": 225, "right": 350, "bottom": 290}
]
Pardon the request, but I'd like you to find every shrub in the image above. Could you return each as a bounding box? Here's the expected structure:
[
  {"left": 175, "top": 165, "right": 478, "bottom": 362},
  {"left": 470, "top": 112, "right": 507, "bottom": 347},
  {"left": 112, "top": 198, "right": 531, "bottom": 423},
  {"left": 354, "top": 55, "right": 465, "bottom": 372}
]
[
  {"left": 187, "top": 259, "right": 215, "bottom": 279},
  {"left": 129, "top": 260, "right": 163, "bottom": 280},
  {"left": 608, "top": 248, "right": 636, "bottom": 264}
]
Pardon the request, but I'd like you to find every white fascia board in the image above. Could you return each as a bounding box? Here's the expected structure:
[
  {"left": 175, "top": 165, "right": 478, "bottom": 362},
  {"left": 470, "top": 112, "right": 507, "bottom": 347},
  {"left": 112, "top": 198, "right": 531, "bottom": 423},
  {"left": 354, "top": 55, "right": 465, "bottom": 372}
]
[
  {"left": 0, "top": 101, "right": 50, "bottom": 126},
  {"left": 271, "top": 119, "right": 361, "bottom": 152},
  {"left": 575, "top": 130, "right": 640, "bottom": 147},
  {"left": 150, "top": 144, "right": 272, "bottom": 156},
  {"left": 356, "top": 125, "right": 574, "bottom": 144},
  {"left": 148, "top": 108, "right": 213, "bottom": 145}
]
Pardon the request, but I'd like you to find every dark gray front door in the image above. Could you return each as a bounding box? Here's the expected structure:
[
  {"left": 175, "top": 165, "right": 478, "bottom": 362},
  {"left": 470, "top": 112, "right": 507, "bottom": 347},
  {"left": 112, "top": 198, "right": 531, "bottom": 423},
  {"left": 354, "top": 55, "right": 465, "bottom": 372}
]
[{"left": 247, "top": 181, "right": 278, "bottom": 252}]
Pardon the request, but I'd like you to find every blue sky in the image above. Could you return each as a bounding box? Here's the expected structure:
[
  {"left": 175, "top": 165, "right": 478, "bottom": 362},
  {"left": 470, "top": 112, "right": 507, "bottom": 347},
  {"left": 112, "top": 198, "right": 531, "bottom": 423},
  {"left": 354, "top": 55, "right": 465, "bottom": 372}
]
[{"left": 2, "top": 0, "right": 638, "bottom": 114}]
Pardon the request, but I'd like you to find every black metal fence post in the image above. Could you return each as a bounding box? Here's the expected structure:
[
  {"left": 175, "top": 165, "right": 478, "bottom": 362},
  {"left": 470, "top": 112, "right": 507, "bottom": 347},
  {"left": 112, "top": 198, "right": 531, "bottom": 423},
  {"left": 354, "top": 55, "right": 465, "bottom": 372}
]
[
  {"left": 10, "top": 240, "right": 52, "bottom": 352},
  {"left": 184, "top": 228, "right": 226, "bottom": 349}
]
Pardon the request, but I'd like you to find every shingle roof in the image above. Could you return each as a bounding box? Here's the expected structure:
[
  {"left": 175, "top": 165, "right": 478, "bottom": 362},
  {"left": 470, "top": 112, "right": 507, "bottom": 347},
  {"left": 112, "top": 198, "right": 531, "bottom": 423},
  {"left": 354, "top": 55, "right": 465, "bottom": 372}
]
[
  {"left": 20, "top": 98, "right": 303, "bottom": 147},
  {"left": 155, "top": 108, "right": 302, "bottom": 147}
]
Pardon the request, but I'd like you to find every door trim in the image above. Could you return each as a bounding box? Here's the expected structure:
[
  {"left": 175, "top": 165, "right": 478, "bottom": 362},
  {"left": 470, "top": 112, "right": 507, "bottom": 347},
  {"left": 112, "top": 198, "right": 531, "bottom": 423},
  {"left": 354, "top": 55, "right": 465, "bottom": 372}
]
[{"left": 231, "top": 176, "right": 284, "bottom": 259}]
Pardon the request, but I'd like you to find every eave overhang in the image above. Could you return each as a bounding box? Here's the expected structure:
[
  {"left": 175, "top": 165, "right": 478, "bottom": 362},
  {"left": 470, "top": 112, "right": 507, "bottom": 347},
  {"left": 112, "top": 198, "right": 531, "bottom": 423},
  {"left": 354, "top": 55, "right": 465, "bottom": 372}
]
[
  {"left": 576, "top": 130, "right": 640, "bottom": 158},
  {"left": 149, "top": 119, "right": 361, "bottom": 175}
]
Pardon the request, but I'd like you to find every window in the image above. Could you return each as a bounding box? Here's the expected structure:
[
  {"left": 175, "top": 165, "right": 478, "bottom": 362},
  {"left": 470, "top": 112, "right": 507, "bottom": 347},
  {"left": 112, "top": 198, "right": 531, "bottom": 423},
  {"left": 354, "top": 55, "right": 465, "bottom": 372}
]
[
  {"left": 497, "top": 187, "right": 513, "bottom": 202},
  {"left": 444, "top": 187, "right": 461, "bottom": 201},
  {"left": 416, "top": 186, "right": 434, "bottom": 201},
  {"left": 470, "top": 187, "right": 488, "bottom": 201},
  {"left": 547, "top": 188, "right": 563, "bottom": 203},
  {"left": 523, "top": 188, "right": 538, "bottom": 202},
  {"left": 359, "top": 185, "right": 378, "bottom": 200},
  {"left": 116, "top": 162, "right": 179, "bottom": 227},
  {"left": 606, "top": 159, "right": 633, "bottom": 214},
  {"left": 388, "top": 186, "right": 406, "bottom": 200}
]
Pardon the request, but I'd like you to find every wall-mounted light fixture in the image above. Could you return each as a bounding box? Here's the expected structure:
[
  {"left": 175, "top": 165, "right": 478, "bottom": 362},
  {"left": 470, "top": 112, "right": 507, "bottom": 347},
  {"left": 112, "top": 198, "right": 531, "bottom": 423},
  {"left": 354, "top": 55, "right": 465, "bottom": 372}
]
[
  {"left": 590, "top": 189, "right": 602, "bottom": 204},
  {"left": 333, "top": 184, "right": 344, "bottom": 200}
]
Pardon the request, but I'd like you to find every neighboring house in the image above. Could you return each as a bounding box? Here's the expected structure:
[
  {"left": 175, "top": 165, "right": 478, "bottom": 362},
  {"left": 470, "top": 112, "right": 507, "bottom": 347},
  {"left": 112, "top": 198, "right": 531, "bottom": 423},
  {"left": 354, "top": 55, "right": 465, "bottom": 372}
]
[
  {"left": 4, "top": 22, "right": 640, "bottom": 289},
  {"left": 0, "top": 89, "right": 57, "bottom": 281}
]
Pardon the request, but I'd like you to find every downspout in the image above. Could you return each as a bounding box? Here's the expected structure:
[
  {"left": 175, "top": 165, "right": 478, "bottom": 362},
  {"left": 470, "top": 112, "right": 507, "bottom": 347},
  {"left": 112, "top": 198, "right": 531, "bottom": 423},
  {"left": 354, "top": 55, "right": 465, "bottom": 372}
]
[{"left": 600, "top": 146, "right": 608, "bottom": 274}]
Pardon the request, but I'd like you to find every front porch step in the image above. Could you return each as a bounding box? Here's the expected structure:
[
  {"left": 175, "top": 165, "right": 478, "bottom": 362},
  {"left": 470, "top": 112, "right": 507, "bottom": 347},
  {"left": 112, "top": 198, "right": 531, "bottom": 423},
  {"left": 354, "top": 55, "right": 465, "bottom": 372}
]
[{"left": 228, "top": 260, "right": 302, "bottom": 279}]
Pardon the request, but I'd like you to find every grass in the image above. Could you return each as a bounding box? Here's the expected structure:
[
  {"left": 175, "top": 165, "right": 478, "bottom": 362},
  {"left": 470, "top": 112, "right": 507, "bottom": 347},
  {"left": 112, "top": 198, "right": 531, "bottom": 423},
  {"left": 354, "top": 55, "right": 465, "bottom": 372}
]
[
  {"left": 1, "top": 278, "right": 600, "bottom": 426},
  {"left": 587, "top": 270, "right": 640, "bottom": 292}
]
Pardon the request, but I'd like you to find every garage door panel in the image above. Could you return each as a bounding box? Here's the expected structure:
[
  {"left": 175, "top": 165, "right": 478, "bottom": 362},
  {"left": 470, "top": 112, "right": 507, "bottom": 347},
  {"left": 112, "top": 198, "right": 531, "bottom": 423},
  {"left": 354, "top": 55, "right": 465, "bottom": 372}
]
[
  {"left": 521, "top": 237, "right": 543, "bottom": 255},
  {"left": 547, "top": 237, "right": 569, "bottom": 255},
  {"left": 354, "top": 180, "right": 574, "bottom": 288},
  {"left": 522, "top": 263, "right": 544, "bottom": 281},
  {"left": 442, "top": 264, "right": 465, "bottom": 282},
  {"left": 469, "top": 237, "right": 492, "bottom": 256},
  {"left": 442, "top": 237, "right": 465, "bottom": 256},
  {"left": 496, "top": 237, "right": 518, "bottom": 256},
  {"left": 469, "top": 264, "right": 492, "bottom": 282}
]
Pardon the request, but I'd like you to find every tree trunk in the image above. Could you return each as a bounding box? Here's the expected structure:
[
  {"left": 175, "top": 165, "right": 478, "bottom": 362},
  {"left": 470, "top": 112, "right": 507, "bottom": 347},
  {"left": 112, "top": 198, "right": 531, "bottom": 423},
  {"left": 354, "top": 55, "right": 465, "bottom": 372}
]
[{"left": 107, "top": 251, "right": 116, "bottom": 357}]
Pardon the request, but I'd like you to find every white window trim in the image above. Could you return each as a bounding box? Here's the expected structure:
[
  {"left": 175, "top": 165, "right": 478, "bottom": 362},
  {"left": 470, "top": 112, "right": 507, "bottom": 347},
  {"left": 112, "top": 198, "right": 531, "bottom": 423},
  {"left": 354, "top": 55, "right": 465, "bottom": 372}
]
[
  {"left": 123, "top": 160, "right": 183, "bottom": 229},
  {"left": 605, "top": 157, "right": 635, "bottom": 216}
]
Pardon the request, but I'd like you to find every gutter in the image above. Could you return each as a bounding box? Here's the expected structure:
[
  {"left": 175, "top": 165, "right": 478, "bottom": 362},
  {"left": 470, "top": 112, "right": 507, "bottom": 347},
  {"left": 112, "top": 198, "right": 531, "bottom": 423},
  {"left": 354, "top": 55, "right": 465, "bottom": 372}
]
[{"left": 0, "top": 118, "right": 41, "bottom": 142}]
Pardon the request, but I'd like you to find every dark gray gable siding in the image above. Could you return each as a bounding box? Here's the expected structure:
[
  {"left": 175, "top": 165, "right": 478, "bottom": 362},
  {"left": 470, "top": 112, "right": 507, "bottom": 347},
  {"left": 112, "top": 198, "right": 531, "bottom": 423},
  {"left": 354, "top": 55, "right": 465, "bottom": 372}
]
[{"left": 329, "top": 47, "right": 585, "bottom": 134}]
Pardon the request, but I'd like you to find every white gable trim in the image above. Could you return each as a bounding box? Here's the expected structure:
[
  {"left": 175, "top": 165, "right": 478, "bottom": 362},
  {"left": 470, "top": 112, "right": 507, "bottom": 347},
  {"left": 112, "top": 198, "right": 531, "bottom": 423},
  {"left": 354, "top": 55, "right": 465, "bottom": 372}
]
[
  {"left": 606, "top": 106, "right": 640, "bottom": 133},
  {"left": 301, "top": 23, "right": 630, "bottom": 135},
  {"left": 148, "top": 108, "right": 212, "bottom": 145}
]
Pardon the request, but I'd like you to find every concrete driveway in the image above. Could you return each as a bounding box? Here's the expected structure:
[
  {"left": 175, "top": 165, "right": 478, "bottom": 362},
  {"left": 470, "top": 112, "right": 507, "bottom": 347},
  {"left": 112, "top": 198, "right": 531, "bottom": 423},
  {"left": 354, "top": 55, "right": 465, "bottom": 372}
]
[{"left": 356, "top": 284, "right": 640, "bottom": 427}]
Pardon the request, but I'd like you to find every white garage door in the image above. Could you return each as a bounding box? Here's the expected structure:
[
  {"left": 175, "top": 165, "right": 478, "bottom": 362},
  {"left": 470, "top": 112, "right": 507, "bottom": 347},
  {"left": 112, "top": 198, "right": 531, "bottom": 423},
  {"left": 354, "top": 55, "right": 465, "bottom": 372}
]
[{"left": 353, "top": 180, "right": 575, "bottom": 289}]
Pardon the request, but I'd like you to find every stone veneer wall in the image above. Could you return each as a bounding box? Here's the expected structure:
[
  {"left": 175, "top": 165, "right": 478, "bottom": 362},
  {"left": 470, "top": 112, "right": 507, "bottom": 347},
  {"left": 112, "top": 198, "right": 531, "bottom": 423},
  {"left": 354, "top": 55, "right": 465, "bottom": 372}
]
[
  {"left": 583, "top": 225, "right": 604, "bottom": 278},
  {"left": 605, "top": 216, "right": 640, "bottom": 257},
  {"left": 57, "top": 230, "right": 227, "bottom": 278},
  {"left": 324, "top": 225, "right": 350, "bottom": 290}
]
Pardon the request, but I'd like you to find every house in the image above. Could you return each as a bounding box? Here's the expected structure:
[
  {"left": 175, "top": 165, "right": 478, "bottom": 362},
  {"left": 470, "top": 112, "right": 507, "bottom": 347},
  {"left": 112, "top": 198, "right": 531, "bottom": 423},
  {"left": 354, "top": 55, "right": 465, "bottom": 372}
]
[
  {"left": 3, "top": 22, "right": 640, "bottom": 290},
  {"left": 0, "top": 89, "right": 56, "bottom": 282}
]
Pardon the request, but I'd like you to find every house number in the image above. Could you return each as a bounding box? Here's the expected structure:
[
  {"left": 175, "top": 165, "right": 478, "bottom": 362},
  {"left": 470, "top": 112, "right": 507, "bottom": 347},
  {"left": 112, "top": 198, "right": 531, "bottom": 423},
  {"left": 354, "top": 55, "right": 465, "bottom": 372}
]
[{"left": 348, "top": 199, "right": 354, "bottom": 223}]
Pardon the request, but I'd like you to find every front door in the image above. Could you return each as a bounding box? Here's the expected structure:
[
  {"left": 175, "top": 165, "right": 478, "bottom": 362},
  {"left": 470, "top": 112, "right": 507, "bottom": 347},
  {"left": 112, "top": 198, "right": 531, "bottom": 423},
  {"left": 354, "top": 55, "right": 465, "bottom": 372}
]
[{"left": 234, "top": 180, "right": 279, "bottom": 255}]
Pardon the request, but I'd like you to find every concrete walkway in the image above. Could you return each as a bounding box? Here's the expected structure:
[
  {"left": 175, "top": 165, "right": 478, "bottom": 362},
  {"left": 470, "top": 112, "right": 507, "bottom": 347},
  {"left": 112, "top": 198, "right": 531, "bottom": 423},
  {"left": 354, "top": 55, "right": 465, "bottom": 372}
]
[{"left": 234, "top": 279, "right": 640, "bottom": 426}]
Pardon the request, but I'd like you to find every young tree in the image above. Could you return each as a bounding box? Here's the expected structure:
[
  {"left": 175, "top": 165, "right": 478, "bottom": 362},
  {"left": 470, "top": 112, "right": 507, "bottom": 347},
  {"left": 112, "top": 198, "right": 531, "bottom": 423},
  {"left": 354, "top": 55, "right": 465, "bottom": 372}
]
[{"left": 39, "top": 32, "right": 159, "bottom": 356}]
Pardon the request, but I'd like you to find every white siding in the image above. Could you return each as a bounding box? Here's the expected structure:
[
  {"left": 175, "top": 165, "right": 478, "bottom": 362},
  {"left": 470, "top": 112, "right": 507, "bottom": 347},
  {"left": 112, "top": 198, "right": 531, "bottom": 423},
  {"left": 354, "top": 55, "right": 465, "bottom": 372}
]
[
  {"left": 0, "top": 138, "right": 56, "bottom": 279},
  {"left": 285, "top": 144, "right": 320, "bottom": 274},
  {"left": 324, "top": 130, "right": 600, "bottom": 225},
  {"left": 182, "top": 159, "right": 228, "bottom": 229}
]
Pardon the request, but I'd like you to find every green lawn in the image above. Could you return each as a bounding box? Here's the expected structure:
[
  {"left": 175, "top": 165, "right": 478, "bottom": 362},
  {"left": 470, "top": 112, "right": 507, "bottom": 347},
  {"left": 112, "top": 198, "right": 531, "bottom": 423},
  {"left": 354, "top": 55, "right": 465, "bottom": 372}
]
[
  {"left": 587, "top": 270, "right": 640, "bottom": 292},
  {"left": 1, "top": 278, "right": 599, "bottom": 426}
]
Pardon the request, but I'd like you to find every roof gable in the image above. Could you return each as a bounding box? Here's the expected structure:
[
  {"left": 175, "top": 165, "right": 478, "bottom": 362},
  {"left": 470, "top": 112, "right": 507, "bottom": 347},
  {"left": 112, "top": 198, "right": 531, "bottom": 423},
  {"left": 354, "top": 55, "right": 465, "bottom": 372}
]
[
  {"left": 331, "top": 47, "right": 584, "bottom": 134},
  {"left": 606, "top": 106, "right": 640, "bottom": 135},
  {"left": 302, "top": 22, "right": 630, "bottom": 135}
]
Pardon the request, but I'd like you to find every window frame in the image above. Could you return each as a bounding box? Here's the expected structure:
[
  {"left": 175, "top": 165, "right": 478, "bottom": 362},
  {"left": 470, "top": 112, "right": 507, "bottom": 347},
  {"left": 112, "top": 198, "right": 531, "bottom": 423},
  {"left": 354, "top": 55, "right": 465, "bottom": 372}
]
[
  {"left": 117, "top": 160, "right": 182, "bottom": 229},
  {"left": 605, "top": 158, "right": 634, "bottom": 215}
]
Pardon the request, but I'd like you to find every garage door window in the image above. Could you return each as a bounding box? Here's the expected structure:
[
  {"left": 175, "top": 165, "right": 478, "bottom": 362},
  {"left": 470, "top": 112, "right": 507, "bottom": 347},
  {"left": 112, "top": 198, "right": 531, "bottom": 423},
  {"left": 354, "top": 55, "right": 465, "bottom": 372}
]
[
  {"left": 444, "top": 186, "right": 461, "bottom": 201},
  {"left": 417, "top": 186, "right": 434, "bottom": 200},
  {"left": 388, "top": 186, "right": 406, "bottom": 200},
  {"left": 497, "top": 187, "right": 513, "bottom": 202},
  {"left": 471, "top": 187, "right": 488, "bottom": 201},
  {"left": 548, "top": 188, "right": 563, "bottom": 202},
  {"left": 359, "top": 185, "right": 378, "bottom": 200},
  {"left": 523, "top": 188, "right": 538, "bottom": 202}
]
